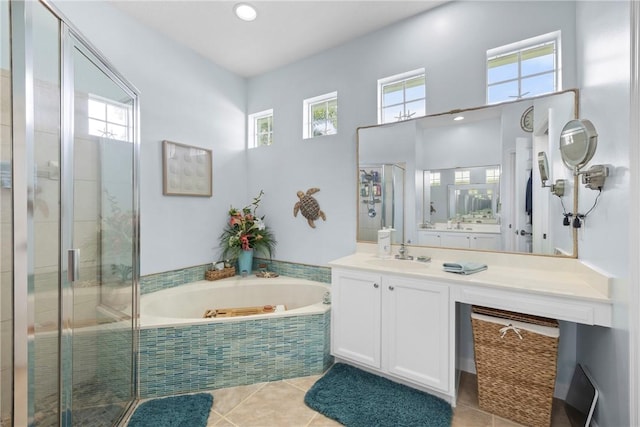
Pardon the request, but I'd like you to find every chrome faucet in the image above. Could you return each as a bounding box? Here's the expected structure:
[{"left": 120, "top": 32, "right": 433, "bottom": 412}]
[{"left": 395, "top": 243, "right": 413, "bottom": 260}]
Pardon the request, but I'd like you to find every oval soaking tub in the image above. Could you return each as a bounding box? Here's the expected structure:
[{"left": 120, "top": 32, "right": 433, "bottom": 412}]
[
  {"left": 138, "top": 275, "right": 333, "bottom": 398},
  {"left": 140, "top": 275, "right": 330, "bottom": 327}
]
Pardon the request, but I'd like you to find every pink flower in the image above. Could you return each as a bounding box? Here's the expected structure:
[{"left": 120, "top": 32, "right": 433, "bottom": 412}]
[{"left": 240, "top": 235, "right": 250, "bottom": 250}]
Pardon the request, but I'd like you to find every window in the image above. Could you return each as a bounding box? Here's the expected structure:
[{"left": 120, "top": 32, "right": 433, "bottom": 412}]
[
  {"left": 303, "top": 92, "right": 337, "bottom": 139},
  {"left": 429, "top": 172, "right": 441, "bottom": 187},
  {"left": 487, "top": 31, "right": 560, "bottom": 104},
  {"left": 455, "top": 170, "right": 470, "bottom": 185},
  {"left": 88, "top": 95, "right": 132, "bottom": 141},
  {"left": 485, "top": 168, "right": 500, "bottom": 184},
  {"left": 248, "top": 109, "right": 273, "bottom": 148},
  {"left": 378, "top": 69, "right": 425, "bottom": 124}
]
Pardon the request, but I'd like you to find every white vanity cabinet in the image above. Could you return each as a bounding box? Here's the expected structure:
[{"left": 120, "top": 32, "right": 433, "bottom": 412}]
[
  {"left": 468, "top": 233, "right": 501, "bottom": 250},
  {"left": 384, "top": 275, "right": 450, "bottom": 391},
  {"left": 417, "top": 230, "right": 442, "bottom": 246},
  {"left": 330, "top": 269, "right": 382, "bottom": 369},
  {"left": 420, "top": 230, "right": 501, "bottom": 251},
  {"left": 331, "top": 268, "right": 451, "bottom": 394}
]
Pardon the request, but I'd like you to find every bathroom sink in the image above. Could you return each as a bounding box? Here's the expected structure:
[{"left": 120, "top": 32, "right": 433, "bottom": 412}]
[{"left": 365, "top": 258, "right": 430, "bottom": 270}]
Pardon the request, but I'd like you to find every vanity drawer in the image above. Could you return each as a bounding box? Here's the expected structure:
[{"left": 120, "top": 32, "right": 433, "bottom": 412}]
[{"left": 454, "top": 286, "right": 612, "bottom": 327}]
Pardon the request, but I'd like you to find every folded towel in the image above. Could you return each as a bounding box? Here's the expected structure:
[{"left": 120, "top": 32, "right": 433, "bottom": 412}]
[{"left": 443, "top": 261, "right": 487, "bottom": 275}]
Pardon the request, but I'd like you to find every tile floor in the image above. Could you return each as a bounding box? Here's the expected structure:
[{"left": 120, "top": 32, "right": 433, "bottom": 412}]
[{"left": 129, "top": 371, "right": 572, "bottom": 427}]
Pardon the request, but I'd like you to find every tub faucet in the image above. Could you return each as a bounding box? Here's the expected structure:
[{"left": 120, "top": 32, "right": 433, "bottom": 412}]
[{"left": 323, "top": 292, "right": 331, "bottom": 304}]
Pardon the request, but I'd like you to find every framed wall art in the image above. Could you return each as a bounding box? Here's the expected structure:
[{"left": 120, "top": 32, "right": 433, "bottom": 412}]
[{"left": 162, "top": 140, "right": 212, "bottom": 197}]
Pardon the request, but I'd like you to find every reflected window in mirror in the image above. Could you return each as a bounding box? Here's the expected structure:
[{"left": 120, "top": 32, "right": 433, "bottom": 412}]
[
  {"left": 377, "top": 69, "right": 425, "bottom": 124},
  {"left": 487, "top": 31, "right": 560, "bottom": 104},
  {"left": 455, "top": 170, "right": 470, "bottom": 185},
  {"left": 430, "top": 172, "right": 441, "bottom": 187},
  {"left": 486, "top": 168, "right": 500, "bottom": 184}
]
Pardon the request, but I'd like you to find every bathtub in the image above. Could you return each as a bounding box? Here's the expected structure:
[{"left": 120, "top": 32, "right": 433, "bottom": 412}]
[
  {"left": 138, "top": 275, "right": 333, "bottom": 398},
  {"left": 140, "top": 275, "right": 330, "bottom": 327}
]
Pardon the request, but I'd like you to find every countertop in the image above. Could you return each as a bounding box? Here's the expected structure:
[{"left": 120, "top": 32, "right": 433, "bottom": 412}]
[{"left": 329, "top": 244, "right": 612, "bottom": 326}]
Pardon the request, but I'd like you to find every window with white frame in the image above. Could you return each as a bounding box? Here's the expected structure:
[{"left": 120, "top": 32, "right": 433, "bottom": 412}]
[
  {"left": 455, "top": 170, "right": 470, "bottom": 185},
  {"left": 303, "top": 92, "right": 337, "bottom": 139},
  {"left": 248, "top": 109, "right": 273, "bottom": 148},
  {"left": 429, "top": 172, "right": 441, "bottom": 186},
  {"left": 378, "top": 69, "right": 425, "bottom": 124},
  {"left": 88, "top": 94, "right": 132, "bottom": 142},
  {"left": 485, "top": 168, "right": 500, "bottom": 184},
  {"left": 487, "top": 31, "right": 560, "bottom": 104}
]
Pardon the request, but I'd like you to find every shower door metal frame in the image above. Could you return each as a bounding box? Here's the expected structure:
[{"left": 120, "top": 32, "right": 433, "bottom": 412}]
[
  {"left": 10, "top": 0, "right": 141, "bottom": 424},
  {"left": 10, "top": 1, "right": 36, "bottom": 426}
]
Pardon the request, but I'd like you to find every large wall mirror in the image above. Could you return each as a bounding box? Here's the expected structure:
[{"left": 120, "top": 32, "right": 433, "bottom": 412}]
[{"left": 357, "top": 90, "right": 578, "bottom": 257}]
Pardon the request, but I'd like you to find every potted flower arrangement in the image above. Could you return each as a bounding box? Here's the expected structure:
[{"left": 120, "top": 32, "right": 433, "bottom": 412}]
[{"left": 219, "top": 190, "right": 276, "bottom": 273}]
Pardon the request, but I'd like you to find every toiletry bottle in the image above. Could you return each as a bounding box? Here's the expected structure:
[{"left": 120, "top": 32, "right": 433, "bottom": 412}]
[{"left": 378, "top": 228, "right": 392, "bottom": 259}]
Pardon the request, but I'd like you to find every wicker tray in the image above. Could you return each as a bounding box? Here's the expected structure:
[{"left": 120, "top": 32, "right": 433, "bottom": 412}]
[
  {"left": 205, "top": 266, "right": 236, "bottom": 281},
  {"left": 471, "top": 305, "right": 559, "bottom": 427}
]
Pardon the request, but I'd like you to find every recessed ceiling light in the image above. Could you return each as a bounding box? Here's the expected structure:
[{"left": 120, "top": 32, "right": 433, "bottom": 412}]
[
  {"left": 234, "top": 3, "right": 257, "bottom": 22},
  {"left": 453, "top": 115, "right": 465, "bottom": 121}
]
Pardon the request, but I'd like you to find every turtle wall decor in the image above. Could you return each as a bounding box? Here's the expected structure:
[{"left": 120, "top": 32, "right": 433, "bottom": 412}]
[{"left": 293, "top": 188, "right": 326, "bottom": 228}]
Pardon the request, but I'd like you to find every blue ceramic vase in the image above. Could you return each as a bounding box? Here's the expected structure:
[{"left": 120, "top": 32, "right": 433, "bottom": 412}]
[{"left": 238, "top": 249, "right": 254, "bottom": 274}]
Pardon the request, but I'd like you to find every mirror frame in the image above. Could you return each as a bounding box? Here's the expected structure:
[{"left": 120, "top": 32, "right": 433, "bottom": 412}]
[{"left": 356, "top": 89, "right": 580, "bottom": 258}]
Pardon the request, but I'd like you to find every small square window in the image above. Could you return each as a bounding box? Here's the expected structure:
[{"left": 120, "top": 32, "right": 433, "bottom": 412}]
[
  {"left": 248, "top": 109, "right": 273, "bottom": 148},
  {"left": 378, "top": 69, "right": 426, "bottom": 124},
  {"left": 487, "top": 31, "right": 560, "bottom": 104},
  {"left": 430, "top": 172, "right": 441, "bottom": 187},
  {"left": 455, "top": 170, "right": 470, "bottom": 185},
  {"left": 486, "top": 168, "right": 500, "bottom": 184},
  {"left": 88, "top": 95, "right": 132, "bottom": 142},
  {"left": 303, "top": 92, "right": 338, "bottom": 139}
]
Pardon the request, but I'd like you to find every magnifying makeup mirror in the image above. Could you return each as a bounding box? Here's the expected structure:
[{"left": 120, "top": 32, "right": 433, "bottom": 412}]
[
  {"left": 559, "top": 119, "right": 598, "bottom": 171},
  {"left": 538, "top": 152, "right": 550, "bottom": 182},
  {"left": 537, "top": 151, "right": 565, "bottom": 197}
]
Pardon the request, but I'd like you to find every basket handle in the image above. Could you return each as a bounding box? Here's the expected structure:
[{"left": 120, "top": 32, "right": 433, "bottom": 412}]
[{"left": 499, "top": 324, "right": 523, "bottom": 340}]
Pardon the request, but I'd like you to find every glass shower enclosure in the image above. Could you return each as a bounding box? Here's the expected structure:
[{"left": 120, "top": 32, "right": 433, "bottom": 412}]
[{"left": 2, "top": 1, "right": 140, "bottom": 425}]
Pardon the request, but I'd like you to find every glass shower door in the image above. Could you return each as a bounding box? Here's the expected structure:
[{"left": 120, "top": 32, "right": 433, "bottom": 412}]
[{"left": 64, "top": 37, "right": 137, "bottom": 426}]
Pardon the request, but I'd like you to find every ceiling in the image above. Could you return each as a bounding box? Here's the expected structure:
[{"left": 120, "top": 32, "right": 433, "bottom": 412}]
[{"left": 110, "top": 1, "right": 447, "bottom": 78}]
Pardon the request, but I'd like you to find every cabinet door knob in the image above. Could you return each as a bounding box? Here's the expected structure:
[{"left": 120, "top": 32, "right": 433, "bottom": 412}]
[
  {"left": 388, "top": 286, "right": 394, "bottom": 291},
  {"left": 373, "top": 283, "right": 379, "bottom": 288}
]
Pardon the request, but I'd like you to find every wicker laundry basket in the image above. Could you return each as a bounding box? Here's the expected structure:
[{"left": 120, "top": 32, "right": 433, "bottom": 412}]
[{"left": 471, "top": 306, "right": 559, "bottom": 427}]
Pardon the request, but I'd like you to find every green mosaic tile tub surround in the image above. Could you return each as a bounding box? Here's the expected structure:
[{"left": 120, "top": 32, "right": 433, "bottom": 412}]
[
  {"left": 140, "top": 258, "right": 330, "bottom": 295},
  {"left": 138, "top": 310, "right": 332, "bottom": 398},
  {"left": 138, "top": 259, "right": 333, "bottom": 398}
]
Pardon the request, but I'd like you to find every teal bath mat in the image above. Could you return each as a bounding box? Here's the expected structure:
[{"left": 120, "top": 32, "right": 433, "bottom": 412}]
[
  {"left": 305, "top": 363, "right": 452, "bottom": 427},
  {"left": 127, "top": 393, "right": 213, "bottom": 427}
]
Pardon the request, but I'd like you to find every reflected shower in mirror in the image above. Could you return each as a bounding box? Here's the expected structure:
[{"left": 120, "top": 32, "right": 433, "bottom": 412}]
[
  {"left": 358, "top": 163, "right": 405, "bottom": 244},
  {"left": 357, "top": 90, "right": 578, "bottom": 257}
]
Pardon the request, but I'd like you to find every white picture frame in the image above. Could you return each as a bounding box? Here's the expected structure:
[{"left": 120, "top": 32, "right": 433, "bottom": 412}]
[{"left": 162, "top": 140, "right": 212, "bottom": 197}]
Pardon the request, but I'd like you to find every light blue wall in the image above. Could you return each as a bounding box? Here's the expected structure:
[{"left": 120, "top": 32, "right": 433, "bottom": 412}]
[
  {"left": 574, "top": 2, "right": 631, "bottom": 427},
  {"left": 246, "top": 1, "right": 630, "bottom": 424},
  {"left": 246, "top": 1, "right": 577, "bottom": 266},
  {"left": 49, "top": 1, "right": 632, "bottom": 424},
  {"left": 52, "top": 0, "right": 248, "bottom": 275}
]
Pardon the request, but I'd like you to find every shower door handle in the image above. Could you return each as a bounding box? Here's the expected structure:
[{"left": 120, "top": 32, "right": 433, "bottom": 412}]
[{"left": 67, "top": 249, "right": 80, "bottom": 282}]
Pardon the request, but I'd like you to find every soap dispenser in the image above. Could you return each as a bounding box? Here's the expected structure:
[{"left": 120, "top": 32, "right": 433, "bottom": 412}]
[{"left": 377, "top": 227, "right": 393, "bottom": 259}]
